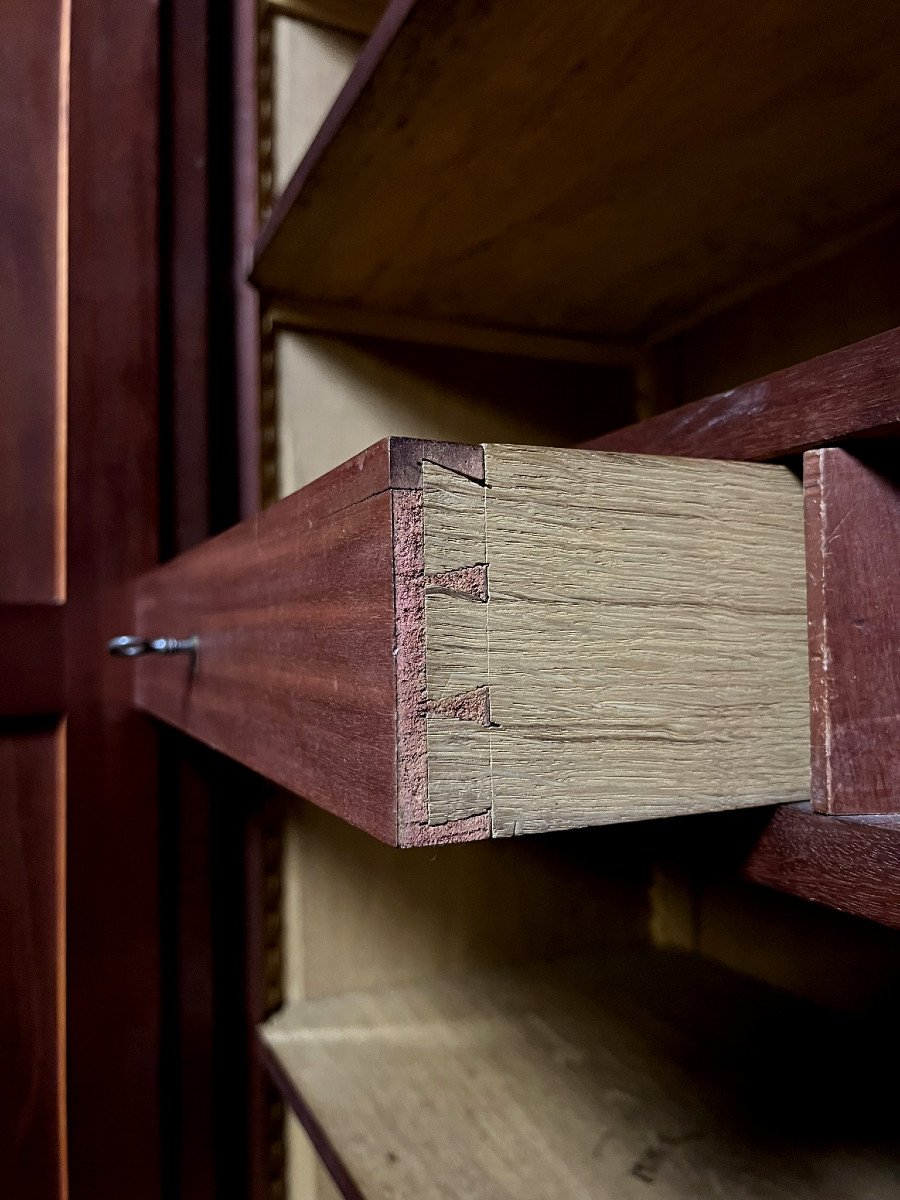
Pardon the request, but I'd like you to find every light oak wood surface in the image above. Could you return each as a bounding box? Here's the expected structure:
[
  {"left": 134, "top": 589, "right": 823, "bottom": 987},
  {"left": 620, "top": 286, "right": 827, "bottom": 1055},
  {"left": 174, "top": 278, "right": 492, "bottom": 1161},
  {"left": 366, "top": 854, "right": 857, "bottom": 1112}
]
[
  {"left": 262, "top": 949, "right": 899, "bottom": 1200},
  {"left": 279, "top": 802, "right": 649, "bottom": 1200},
  {"left": 273, "top": 16, "right": 361, "bottom": 194},
  {"left": 420, "top": 446, "right": 809, "bottom": 835},
  {"left": 280, "top": 803, "right": 647, "bottom": 1005}
]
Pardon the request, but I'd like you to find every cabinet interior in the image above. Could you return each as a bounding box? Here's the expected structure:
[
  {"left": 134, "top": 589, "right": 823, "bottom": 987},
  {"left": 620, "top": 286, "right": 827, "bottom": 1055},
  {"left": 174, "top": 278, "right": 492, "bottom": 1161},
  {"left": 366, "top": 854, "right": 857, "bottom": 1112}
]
[{"left": 258, "top": 7, "right": 900, "bottom": 1198}]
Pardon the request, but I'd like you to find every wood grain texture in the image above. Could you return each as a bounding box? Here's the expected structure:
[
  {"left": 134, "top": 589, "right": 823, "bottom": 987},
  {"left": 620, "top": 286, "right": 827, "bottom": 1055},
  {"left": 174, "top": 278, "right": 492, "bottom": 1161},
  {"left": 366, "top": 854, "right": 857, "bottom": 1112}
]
[
  {"left": 136, "top": 438, "right": 486, "bottom": 846},
  {"left": 66, "top": 0, "right": 163, "bottom": 1193},
  {"left": 0, "top": 723, "right": 66, "bottom": 1200},
  {"left": 745, "top": 804, "right": 900, "bottom": 929},
  {"left": 253, "top": 0, "right": 900, "bottom": 346},
  {"left": 392, "top": 468, "right": 491, "bottom": 846},
  {"left": 804, "top": 448, "right": 900, "bottom": 814},
  {"left": 0, "top": 9, "right": 69, "bottom": 1197},
  {"left": 0, "top": 0, "right": 68, "bottom": 604},
  {"left": 261, "top": 949, "right": 900, "bottom": 1200},
  {"left": 135, "top": 439, "right": 808, "bottom": 844},
  {"left": 136, "top": 446, "right": 401, "bottom": 844},
  {"left": 419, "top": 447, "right": 809, "bottom": 834},
  {"left": 261, "top": 1039, "right": 365, "bottom": 1200},
  {"left": 586, "top": 327, "right": 900, "bottom": 460},
  {"left": 278, "top": 772, "right": 649, "bottom": 1198}
]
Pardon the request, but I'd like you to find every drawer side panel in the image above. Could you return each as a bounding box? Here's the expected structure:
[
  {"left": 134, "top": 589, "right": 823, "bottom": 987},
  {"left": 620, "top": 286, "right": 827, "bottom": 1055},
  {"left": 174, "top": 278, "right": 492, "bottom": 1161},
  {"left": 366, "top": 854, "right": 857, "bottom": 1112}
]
[{"left": 136, "top": 480, "right": 399, "bottom": 843}]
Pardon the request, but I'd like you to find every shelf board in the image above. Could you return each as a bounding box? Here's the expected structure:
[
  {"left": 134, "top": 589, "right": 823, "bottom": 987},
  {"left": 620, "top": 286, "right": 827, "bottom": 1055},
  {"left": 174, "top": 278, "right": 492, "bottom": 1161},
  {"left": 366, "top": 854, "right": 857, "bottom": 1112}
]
[
  {"left": 253, "top": 0, "right": 900, "bottom": 349},
  {"left": 745, "top": 803, "right": 900, "bottom": 928},
  {"left": 260, "top": 949, "right": 899, "bottom": 1200},
  {"left": 586, "top": 326, "right": 900, "bottom": 460}
]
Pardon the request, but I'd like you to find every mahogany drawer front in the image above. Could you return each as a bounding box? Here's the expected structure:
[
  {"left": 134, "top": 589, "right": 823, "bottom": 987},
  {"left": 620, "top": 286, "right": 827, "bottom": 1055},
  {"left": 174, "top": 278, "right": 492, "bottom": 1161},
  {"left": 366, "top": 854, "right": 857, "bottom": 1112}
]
[{"left": 135, "top": 437, "right": 808, "bottom": 846}]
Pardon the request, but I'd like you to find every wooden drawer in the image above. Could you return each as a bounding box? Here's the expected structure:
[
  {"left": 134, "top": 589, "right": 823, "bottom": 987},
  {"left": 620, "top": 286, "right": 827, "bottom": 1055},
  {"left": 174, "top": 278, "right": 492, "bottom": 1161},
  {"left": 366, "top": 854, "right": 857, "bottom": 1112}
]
[{"left": 135, "top": 437, "right": 807, "bottom": 845}]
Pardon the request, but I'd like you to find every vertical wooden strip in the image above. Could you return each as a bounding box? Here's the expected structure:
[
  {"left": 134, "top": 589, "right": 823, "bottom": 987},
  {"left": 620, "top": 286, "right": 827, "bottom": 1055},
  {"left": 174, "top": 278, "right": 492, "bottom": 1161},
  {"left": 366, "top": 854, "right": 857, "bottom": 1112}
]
[
  {"left": 0, "top": 721, "right": 66, "bottom": 1200},
  {"left": 804, "top": 451, "right": 830, "bottom": 811},
  {"left": 0, "top": 0, "right": 69, "bottom": 602},
  {"left": 66, "top": 0, "right": 162, "bottom": 1195},
  {"left": 805, "top": 448, "right": 900, "bottom": 814},
  {"left": 0, "top": 1, "right": 70, "bottom": 1195},
  {"left": 235, "top": 0, "right": 262, "bottom": 518},
  {"left": 164, "top": 0, "right": 211, "bottom": 550},
  {"left": 55, "top": 0, "right": 71, "bottom": 604},
  {"left": 419, "top": 460, "right": 493, "bottom": 830}
]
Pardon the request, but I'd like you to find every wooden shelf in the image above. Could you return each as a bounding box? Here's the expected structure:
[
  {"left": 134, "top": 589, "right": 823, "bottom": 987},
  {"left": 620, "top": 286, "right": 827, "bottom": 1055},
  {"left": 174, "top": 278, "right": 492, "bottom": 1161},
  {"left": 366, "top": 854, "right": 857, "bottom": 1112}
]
[
  {"left": 253, "top": 0, "right": 900, "bottom": 352},
  {"left": 260, "top": 948, "right": 899, "bottom": 1200},
  {"left": 133, "top": 438, "right": 808, "bottom": 845},
  {"left": 585, "top": 326, "right": 900, "bottom": 460},
  {"left": 745, "top": 803, "right": 900, "bottom": 928}
]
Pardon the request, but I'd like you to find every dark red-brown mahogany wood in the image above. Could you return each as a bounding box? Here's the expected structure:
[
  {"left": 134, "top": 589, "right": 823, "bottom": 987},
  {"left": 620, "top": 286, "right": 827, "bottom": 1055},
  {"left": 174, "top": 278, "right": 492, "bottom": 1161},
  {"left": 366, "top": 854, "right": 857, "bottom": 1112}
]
[
  {"left": 0, "top": 722, "right": 65, "bottom": 1200},
  {"left": 585, "top": 327, "right": 900, "bottom": 460},
  {"left": 745, "top": 804, "right": 900, "bottom": 928},
  {"left": 0, "top": 606, "right": 65, "bottom": 718},
  {"left": 0, "top": 0, "right": 66, "bottom": 605},
  {"left": 134, "top": 438, "right": 483, "bottom": 847},
  {"left": 804, "top": 448, "right": 900, "bottom": 815},
  {"left": 66, "top": 0, "right": 163, "bottom": 1194},
  {"left": 0, "top": 2, "right": 68, "bottom": 1197}
]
